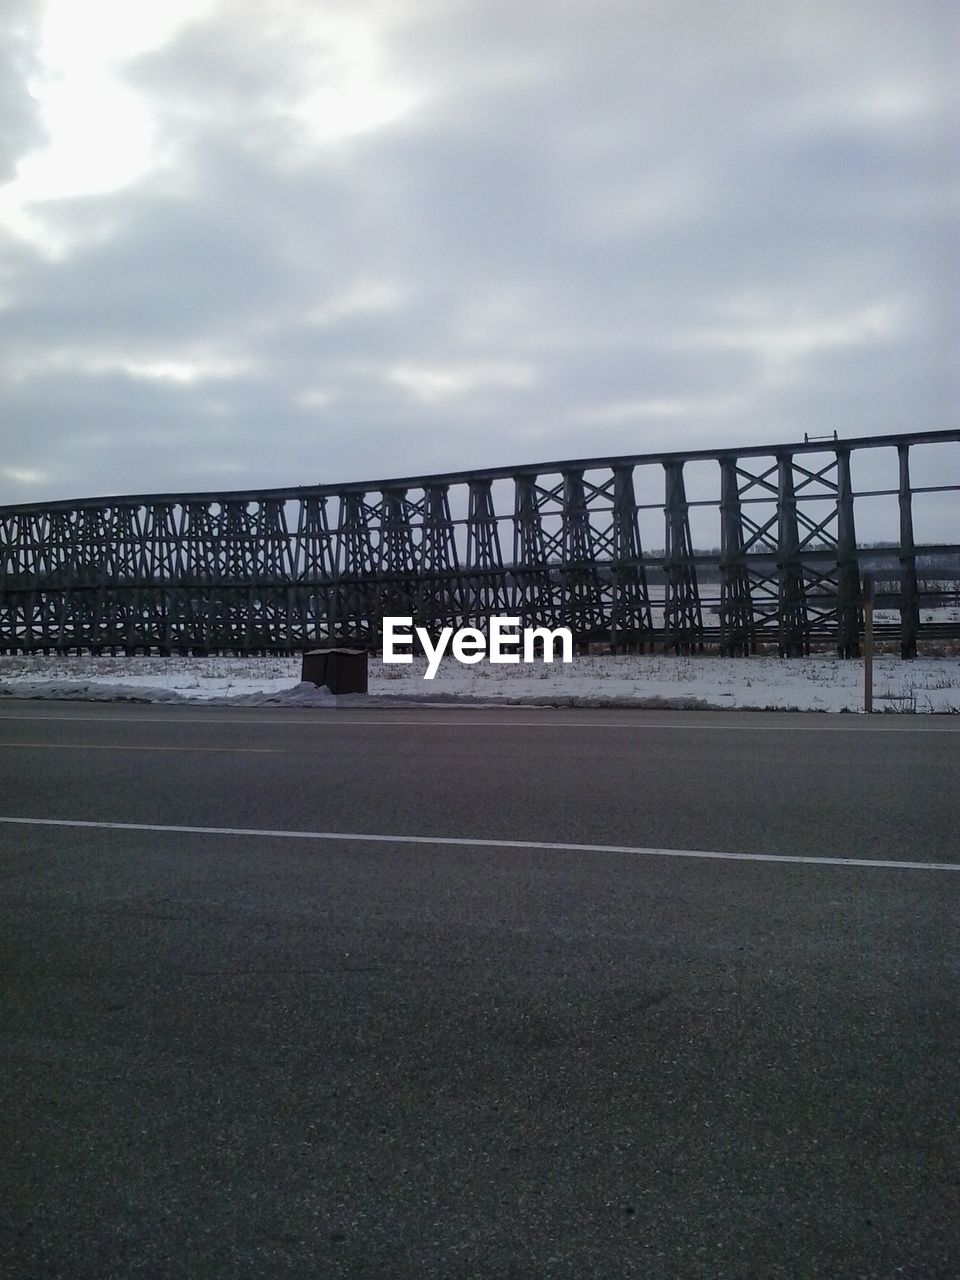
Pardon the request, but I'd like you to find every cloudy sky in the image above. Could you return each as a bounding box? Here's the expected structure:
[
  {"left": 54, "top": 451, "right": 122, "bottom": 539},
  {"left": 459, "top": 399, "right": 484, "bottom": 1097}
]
[{"left": 1, "top": 0, "right": 957, "bottom": 509}]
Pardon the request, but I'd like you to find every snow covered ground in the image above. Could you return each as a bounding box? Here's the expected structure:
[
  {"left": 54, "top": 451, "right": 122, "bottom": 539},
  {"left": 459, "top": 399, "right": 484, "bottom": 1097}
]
[{"left": 1, "top": 652, "right": 958, "bottom": 712}]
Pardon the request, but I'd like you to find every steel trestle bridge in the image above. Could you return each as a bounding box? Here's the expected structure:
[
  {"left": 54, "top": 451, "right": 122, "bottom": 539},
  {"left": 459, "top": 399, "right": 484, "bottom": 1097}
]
[{"left": 1, "top": 430, "right": 958, "bottom": 658}]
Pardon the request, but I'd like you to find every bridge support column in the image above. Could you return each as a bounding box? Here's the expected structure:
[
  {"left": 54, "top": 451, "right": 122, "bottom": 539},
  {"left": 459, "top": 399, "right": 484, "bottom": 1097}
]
[
  {"left": 719, "top": 458, "right": 754, "bottom": 656},
  {"left": 835, "top": 449, "right": 862, "bottom": 658},
  {"left": 417, "top": 485, "right": 463, "bottom": 635},
  {"left": 466, "top": 479, "right": 510, "bottom": 627},
  {"left": 561, "top": 470, "right": 603, "bottom": 642},
  {"left": 514, "top": 475, "right": 557, "bottom": 629},
  {"left": 777, "top": 454, "right": 809, "bottom": 656},
  {"left": 898, "top": 444, "right": 919, "bottom": 659},
  {"left": 610, "top": 466, "right": 653, "bottom": 652},
  {"left": 663, "top": 461, "right": 703, "bottom": 654},
  {"left": 337, "top": 492, "right": 378, "bottom": 643}
]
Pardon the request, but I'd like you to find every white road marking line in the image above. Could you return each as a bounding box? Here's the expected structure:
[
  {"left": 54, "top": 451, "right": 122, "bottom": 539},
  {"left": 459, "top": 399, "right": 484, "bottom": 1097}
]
[
  {"left": 0, "top": 816, "right": 956, "bottom": 872},
  {"left": 0, "top": 711, "right": 955, "bottom": 733},
  {"left": 0, "top": 742, "right": 281, "bottom": 753}
]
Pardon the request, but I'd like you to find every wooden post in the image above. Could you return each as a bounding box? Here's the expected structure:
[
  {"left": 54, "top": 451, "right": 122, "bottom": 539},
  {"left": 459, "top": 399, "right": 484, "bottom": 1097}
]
[{"left": 862, "top": 572, "right": 874, "bottom": 714}]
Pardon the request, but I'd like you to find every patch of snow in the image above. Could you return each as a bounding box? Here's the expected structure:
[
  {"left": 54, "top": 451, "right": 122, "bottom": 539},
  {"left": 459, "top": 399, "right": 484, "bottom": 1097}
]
[{"left": 1, "top": 652, "right": 958, "bottom": 712}]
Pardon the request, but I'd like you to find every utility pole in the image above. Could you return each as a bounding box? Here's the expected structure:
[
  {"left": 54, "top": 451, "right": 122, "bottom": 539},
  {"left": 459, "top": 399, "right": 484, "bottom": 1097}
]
[{"left": 862, "top": 572, "right": 874, "bottom": 713}]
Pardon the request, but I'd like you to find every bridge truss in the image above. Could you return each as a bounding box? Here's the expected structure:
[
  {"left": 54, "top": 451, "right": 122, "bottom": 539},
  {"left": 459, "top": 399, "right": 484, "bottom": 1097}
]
[{"left": 1, "top": 430, "right": 958, "bottom": 657}]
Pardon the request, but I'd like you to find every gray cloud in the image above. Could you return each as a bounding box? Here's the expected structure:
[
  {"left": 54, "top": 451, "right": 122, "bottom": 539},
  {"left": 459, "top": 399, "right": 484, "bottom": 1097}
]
[
  {"left": 1, "top": 0, "right": 957, "bottom": 521},
  {"left": 0, "top": 1, "right": 44, "bottom": 184}
]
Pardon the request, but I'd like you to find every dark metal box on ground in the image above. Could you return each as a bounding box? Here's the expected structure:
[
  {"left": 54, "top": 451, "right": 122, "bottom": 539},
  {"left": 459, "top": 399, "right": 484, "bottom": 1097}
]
[{"left": 301, "top": 646, "right": 368, "bottom": 694}]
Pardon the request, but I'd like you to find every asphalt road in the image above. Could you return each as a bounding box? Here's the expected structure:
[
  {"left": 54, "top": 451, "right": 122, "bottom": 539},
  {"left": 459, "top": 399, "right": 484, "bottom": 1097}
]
[{"left": 0, "top": 701, "right": 958, "bottom": 1279}]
